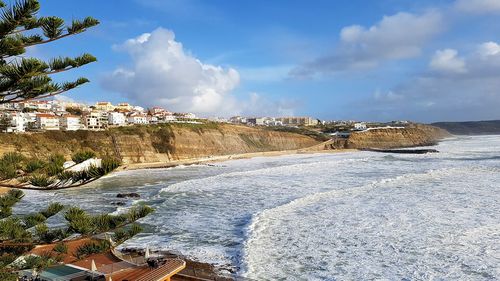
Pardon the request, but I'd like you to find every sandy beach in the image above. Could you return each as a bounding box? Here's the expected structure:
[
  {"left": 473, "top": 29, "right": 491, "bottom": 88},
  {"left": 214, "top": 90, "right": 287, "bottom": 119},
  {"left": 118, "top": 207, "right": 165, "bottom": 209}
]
[{"left": 120, "top": 140, "right": 356, "bottom": 171}]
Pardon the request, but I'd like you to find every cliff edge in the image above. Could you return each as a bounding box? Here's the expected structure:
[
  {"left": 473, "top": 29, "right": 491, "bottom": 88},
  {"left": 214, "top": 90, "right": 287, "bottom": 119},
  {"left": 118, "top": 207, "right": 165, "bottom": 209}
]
[
  {"left": 0, "top": 123, "right": 319, "bottom": 164},
  {"left": 345, "top": 124, "right": 451, "bottom": 149}
]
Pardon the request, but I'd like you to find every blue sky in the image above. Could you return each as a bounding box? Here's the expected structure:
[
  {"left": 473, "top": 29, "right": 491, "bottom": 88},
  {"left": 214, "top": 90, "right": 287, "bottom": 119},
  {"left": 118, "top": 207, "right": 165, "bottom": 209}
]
[{"left": 30, "top": 0, "right": 500, "bottom": 122}]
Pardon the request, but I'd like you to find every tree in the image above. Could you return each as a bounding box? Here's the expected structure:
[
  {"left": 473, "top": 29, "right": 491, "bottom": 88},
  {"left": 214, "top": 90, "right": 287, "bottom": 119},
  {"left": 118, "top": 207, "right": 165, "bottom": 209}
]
[{"left": 0, "top": 0, "right": 99, "bottom": 104}]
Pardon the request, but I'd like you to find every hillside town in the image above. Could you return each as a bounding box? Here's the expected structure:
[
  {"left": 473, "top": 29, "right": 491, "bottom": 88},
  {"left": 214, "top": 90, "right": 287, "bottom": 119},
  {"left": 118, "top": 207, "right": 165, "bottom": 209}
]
[
  {"left": 0, "top": 99, "right": 341, "bottom": 133},
  {"left": 0, "top": 100, "right": 200, "bottom": 133}
]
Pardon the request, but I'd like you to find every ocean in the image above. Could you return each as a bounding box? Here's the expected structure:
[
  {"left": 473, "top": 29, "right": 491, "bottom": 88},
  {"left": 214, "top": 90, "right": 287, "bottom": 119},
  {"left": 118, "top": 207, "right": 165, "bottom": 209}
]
[{"left": 14, "top": 135, "right": 500, "bottom": 280}]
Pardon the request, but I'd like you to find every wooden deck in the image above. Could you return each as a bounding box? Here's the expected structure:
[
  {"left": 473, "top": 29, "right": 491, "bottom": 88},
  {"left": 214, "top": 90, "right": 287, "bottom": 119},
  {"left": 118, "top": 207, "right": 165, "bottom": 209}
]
[{"left": 108, "top": 259, "right": 186, "bottom": 281}]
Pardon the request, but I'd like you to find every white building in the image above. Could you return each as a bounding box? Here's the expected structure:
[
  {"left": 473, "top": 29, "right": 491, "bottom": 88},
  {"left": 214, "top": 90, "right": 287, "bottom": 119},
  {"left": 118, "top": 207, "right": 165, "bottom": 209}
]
[
  {"left": 2, "top": 112, "right": 25, "bottom": 133},
  {"left": 51, "top": 101, "right": 66, "bottom": 112},
  {"left": 60, "top": 115, "right": 82, "bottom": 131},
  {"left": 160, "top": 115, "right": 177, "bottom": 122},
  {"left": 132, "top": 106, "right": 145, "bottom": 113},
  {"left": 81, "top": 111, "right": 110, "bottom": 130},
  {"left": 127, "top": 114, "right": 148, "bottom": 124},
  {"left": 36, "top": 114, "right": 59, "bottom": 130},
  {"left": 0, "top": 103, "right": 22, "bottom": 111},
  {"left": 95, "top": 101, "right": 115, "bottom": 112},
  {"left": 353, "top": 122, "right": 367, "bottom": 131},
  {"left": 108, "top": 112, "right": 126, "bottom": 126}
]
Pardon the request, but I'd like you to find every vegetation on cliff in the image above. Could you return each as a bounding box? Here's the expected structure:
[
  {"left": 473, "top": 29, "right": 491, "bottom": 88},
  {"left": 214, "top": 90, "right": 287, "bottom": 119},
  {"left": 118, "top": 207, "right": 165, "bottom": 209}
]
[
  {"left": 0, "top": 189, "right": 153, "bottom": 277},
  {"left": 0, "top": 151, "right": 120, "bottom": 189}
]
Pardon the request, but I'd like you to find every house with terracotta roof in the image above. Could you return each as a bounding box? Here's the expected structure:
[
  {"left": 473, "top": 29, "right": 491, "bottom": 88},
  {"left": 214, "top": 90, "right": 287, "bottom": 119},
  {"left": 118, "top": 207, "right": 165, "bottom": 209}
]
[
  {"left": 36, "top": 113, "right": 59, "bottom": 130},
  {"left": 95, "top": 101, "right": 115, "bottom": 112},
  {"left": 60, "top": 115, "right": 82, "bottom": 131}
]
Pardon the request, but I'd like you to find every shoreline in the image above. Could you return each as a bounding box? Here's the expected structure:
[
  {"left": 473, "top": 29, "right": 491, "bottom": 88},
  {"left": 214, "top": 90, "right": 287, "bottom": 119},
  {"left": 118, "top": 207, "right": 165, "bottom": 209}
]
[
  {"left": 119, "top": 141, "right": 357, "bottom": 172},
  {"left": 119, "top": 149, "right": 358, "bottom": 171}
]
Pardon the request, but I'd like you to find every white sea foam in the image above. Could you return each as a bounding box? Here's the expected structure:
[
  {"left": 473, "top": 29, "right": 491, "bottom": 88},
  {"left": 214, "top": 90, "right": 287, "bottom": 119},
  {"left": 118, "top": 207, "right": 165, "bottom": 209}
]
[{"left": 15, "top": 136, "right": 500, "bottom": 280}]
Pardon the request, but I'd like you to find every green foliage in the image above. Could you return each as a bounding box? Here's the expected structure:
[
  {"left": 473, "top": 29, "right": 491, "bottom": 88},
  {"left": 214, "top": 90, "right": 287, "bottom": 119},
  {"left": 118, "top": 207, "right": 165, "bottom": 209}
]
[
  {"left": 1, "top": 152, "right": 25, "bottom": 167},
  {"left": 40, "top": 202, "right": 64, "bottom": 218},
  {"left": 75, "top": 240, "right": 111, "bottom": 259},
  {"left": 52, "top": 242, "right": 68, "bottom": 254},
  {"left": 35, "top": 223, "right": 67, "bottom": 244},
  {"left": 0, "top": 152, "right": 25, "bottom": 180},
  {"left": 100, "top": 156, "right": 121, "bottom": 174},
  {"left": 71, "top": 149, "right": 96, "bottom": 163},
  {"left": 112, "top": 229, "right": 127, "bottom": 243},
  {"left": 0, "top": 217, "right": 31, "bottom": 242},
  {"left": 23, "top": 212, "right": 46, "bottom": 228},
  {"left": 109, "top": 224, "right": 145, "bottom": 245},
  {"left": 0, "top": 189, "right": 24, "bottom": 218},
  {"left": 27, "top": 173, "right": 54, "bottom": 187},
  {"left": 126, "top": 205, "right": 154, "bottom": 222},
  {"left": 47, "top": 153, "right": 65, "bottom": 167},
  {"left": 64, "top": 206, "right": 93, "bottom": 235},
  {"left": 17, "top": 251, "right": 59, "bottom": 272},
  {"left": 0, "top": 161, "right": 16, "bottom": 180},
  {"left": 65, "top": 107, "right": 82, "bottom": 116},
  {"left": 56, "top": 170, "right": 74, "bottom": 181},
  {"left": 0, "top": 271, "right": 17, "bottom": 281},
  {"left": 43, "top": 162, "right": 63, "bottom": 177},
  {"left": 128, "top": 223, "right": 143, "bottom": 237},
  {"left": 24, "top": 158, "right": 45, "bottom": 173},
  {"left": 0, "top": 0, "right": 99, "bottom": 103}
]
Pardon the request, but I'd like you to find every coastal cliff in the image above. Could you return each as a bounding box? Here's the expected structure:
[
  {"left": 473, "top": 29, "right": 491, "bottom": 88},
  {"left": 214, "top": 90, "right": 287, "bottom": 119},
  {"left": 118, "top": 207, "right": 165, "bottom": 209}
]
[
  {"left": 344, "top": 124, "right": 451, "bottom": 149},
  {"left": 0, "top": 123, "right": 319, "bottom": 164}
]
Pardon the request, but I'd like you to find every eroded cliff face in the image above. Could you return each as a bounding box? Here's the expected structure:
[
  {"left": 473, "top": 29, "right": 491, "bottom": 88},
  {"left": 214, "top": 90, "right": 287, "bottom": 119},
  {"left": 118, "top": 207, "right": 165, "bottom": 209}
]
[
  {"left": 0, "top": 124, "right": 319, "bottom": 164},
  {"left": 345, "top": 124, "right": 451, "bottom": 149}
]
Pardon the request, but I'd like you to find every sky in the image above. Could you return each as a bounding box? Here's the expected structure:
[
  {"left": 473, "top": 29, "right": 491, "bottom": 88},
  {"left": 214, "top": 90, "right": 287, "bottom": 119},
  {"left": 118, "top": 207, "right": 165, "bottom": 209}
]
[{"left": 27, "top": 0, "right": 500, "bottom": 122}]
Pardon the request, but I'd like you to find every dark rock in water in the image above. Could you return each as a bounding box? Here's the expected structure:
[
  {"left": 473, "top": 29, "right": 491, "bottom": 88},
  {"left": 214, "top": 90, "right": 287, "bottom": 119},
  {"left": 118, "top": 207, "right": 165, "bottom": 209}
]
[
  {"left": 110, "top": 201, "right": 126, "bottom": 206},
  {"left": 362, "top": 148, "right": 439, "bottom": 154},
  {"left": 116, "top": 192, "right": 140, "bottom": 198}
]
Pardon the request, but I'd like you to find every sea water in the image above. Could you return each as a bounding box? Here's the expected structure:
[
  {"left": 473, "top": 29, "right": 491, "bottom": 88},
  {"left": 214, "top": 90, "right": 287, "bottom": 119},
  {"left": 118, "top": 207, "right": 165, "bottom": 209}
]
[{"left": 14, "top": 136, "right": 500, "bottom": 280}]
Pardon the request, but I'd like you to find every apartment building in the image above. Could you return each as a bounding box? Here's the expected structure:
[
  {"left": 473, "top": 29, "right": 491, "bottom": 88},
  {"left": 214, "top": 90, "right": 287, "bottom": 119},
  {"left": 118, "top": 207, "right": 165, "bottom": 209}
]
[
  {"left": 60, "top": 115, "right": 82, "bottom": 131},
  {"left": 108, "top": 112, "right": 126, "bottom": 126},
  {"left": 36, "top": 114, "right": 59, "bottom": 130}
]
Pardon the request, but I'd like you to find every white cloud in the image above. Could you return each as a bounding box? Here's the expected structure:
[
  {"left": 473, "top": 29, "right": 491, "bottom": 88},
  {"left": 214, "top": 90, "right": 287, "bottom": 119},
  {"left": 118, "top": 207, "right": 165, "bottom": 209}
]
[
  {"left": 291, "top": 11, "right": 443, "bottom": 77},
  {"left": 102, "top": 28, "right": 240, "bottom": 115},
  {"left": 455, "top": 0, "right": 500, "bottom": 14},
  {"left": 478, "top": 41, "right": 500, "bottom": 57},
  {"left": 361, "top": 41, "right": 500, "bottom": 122},
  {"left": 429, "top": 49, "right": 467, "bottom": 73}
]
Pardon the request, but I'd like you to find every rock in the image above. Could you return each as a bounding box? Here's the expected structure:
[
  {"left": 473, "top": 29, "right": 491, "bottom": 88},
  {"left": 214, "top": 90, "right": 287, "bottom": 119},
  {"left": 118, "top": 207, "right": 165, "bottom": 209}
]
[
  {"left": 110, "top": 201, "right": 126, "bottom": 206},
  {"left": 116, "top": 192, "right": 140, "bottom": 198}
]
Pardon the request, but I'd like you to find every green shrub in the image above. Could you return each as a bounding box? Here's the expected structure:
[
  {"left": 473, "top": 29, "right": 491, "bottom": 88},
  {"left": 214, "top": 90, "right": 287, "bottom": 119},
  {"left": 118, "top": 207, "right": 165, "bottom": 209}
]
[
  {"left": 28, "top": 174, "right": 55, "bottom": 188},
  {"left": 35, "top": 224, "right": 68, "bottom": 244},
  {"left": 40, "top": 202, "right": 64, "bottom": 218},
  {"left": 71, "top": 150, "right": 96, "bottom": 164},
  {"left": 48, "top": 153, "right": 65, "bottom": 167},
  {"left": 64, "top": 207, "right": 94, "bottom": 235},
  {"left": 112, "top": 229, "right": 128, "bottom": 243},
  {"left": 53, "top": 242, "right": 68, "bottom": 254},
  {"left": 24, "top": 159, "right": 46, "bottom": 173},
  {"left": 0, "top": 271, "right": 18, "bottom": 281},
  {"left": 57, "top": 170, "right": 75, "bottom": 181},
  {"left": 128, "top": 223, "right": 143, "bottom": 237},
  {"left": 44, "top": 163, "right": 64, "bottom": 177},
  {"left": 0, "top": 217, "right": 31, "bottom": 242},
  {"left": 100, "top": 157, "right": 121, "bottom": 174},
  {"left": 1, "top": 152, "right": 25, "bottom": 167},
  {"left": 93, "top": 214, "right": 114, "bottom": 233},
  {"left": 0, "top": 162, "right": 17, "bottom": 180},
  {"left": 23, "top": 213, "right": 47, "bottom": 229},
  {"left": 126, "top": 205, "right": 154, "bottom": 222},
  {"left": 0, "top": 189, "right": 24, "bottom": 219},
  {"left": 75, "top": 240, "right": 111, "bottom": 259}
]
